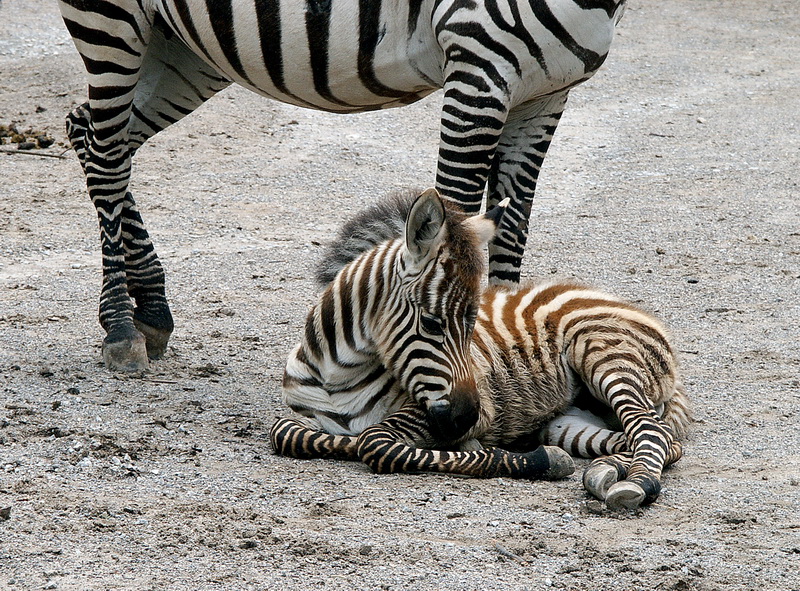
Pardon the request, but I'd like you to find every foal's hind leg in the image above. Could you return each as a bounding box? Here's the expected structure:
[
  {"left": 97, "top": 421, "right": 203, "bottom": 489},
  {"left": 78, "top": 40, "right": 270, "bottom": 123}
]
[{"left": 583, "top": 440, "right": 684, "bottom": 509}]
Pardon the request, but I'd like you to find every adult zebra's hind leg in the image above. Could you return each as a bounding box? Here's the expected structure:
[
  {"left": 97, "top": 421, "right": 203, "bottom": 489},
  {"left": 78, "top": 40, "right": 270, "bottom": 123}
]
[
  {"left": 60, "top": 0, "right": 156, "bottom": 371},
  {"left": 357, "top": 406, "right": 574, "bottom": 480},
  {"left": 486, "top": 92, "right": 568, "bottom": 285},
  {"left": 60, "top": 2, "right": 229, "bottom": 370},
  {"left": 270, "top": 418, "right": 359, "bottom": 461}
]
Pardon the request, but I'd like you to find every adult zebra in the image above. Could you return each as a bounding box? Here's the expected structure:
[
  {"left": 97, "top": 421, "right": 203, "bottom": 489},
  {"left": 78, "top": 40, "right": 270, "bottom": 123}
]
[{"left": 58, "top": 0, "right": 627, "bottom": 373}]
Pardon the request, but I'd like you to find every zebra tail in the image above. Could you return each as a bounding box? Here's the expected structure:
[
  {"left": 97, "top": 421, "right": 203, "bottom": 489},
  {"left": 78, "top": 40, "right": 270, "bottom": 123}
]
[{"left": 660, "top": 382, "right": 693, "bottom": 440}]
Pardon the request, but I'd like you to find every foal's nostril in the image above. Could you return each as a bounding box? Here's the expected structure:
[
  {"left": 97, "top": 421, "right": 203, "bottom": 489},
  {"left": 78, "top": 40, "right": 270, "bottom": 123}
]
[{"left": 426, "top": 386, "right": 480, "bottom": 443}]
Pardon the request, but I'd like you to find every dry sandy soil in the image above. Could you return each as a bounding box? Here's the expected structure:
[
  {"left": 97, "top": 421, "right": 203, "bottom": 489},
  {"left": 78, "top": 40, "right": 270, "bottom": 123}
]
[{"left": 1, "top": 1, "right": 799, "bottom": 589}]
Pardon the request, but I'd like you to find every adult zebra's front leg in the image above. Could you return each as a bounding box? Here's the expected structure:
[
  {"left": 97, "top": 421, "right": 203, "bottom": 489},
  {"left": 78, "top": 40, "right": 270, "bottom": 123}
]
[
  {"left": 433, "top": 67, "right": 508, "bottom": 276},
  {"left": 486, "top": 92, "right": 569, "bottom": 285}
]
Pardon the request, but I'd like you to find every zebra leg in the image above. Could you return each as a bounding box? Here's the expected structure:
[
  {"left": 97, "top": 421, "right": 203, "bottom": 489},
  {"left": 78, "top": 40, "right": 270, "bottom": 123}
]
[
  {"left": 121, "top": 22, "right": 231, "bottom": 360},
  {"left": 566, "top": 335, "right": 683, "bottom": 509},
  {"left": 539, "top": 407, "right": 628, "bottom": 458},
  {"left": 583, "top": 440, "right": 684, "bottom": 509},
  {"left": 356, "top": 407, "right": 574, "bottom": 480},
  {"left": 434, "top": 65, "right": 507, "bottom": 215},
  {"left": 67, "top": 103, "right": 175, "bottom": 351},
  {"left": 60, "top": 4, "right": 230, "bottom": 369},
  {"left": 485, "top": 92, "right": 569, "bottom": 286},
  {"left": 581, "top": 385, "right": 680, "bottom": 510},
  {"left": 60, "top": 0, "right": 158, "bottom": 371},
  {"left": 269, "top": 418, "right": 359, "bottom": 461}
]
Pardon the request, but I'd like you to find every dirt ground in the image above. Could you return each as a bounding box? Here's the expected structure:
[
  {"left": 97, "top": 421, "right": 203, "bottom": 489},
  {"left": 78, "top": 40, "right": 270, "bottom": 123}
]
[{"left": 1, "top": 0, "right": 798, "bottom": 589}]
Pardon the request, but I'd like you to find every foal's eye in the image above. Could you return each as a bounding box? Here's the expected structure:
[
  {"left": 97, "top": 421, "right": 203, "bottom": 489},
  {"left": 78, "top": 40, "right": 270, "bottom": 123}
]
[{"left": 420, "top": 313, "right": 444, "bottom": 336}]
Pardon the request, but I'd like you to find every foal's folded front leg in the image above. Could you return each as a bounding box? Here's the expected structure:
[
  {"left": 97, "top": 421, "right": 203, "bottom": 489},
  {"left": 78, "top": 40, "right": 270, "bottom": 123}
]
[{"left": 356, "top": 406, "right": 574, "bottom": 480}]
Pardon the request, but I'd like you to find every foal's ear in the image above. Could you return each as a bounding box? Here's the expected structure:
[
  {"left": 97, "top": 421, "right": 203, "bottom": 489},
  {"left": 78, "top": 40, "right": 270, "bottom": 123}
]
[
  {"left": 405, "top": 188, "right": 446, "bottom": 263},
  {"left": 463, "top": 198, "right": 509, "bottom": 246}
]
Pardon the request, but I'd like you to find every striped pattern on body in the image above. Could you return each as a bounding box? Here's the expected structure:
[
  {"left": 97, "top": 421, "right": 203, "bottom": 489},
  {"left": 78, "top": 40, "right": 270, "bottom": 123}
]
[
  {"left": 57, "top": 0, "right": 627, "bottom": 371},
  {"left": 470, "top": 282, "right": 692, "bottom": 508},
  {"left": 272, "top": 191, "right": 691, "bottom": 510}
]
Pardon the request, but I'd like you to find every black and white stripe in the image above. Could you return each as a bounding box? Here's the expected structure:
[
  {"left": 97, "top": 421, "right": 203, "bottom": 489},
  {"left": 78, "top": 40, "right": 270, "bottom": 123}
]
[
  {"left": 282, "top": 189, "right": 491, "bottom": 442},
  {"left": 272, "top": 190, "right": 692, "bottom": 511},
  {"left": 58, "top": 0, "right": 627, "bottom": 371}
]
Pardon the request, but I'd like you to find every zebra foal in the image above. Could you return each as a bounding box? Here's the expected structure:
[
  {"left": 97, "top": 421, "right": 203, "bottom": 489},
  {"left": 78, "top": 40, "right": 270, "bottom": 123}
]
[
  {"left": 271, "top": 189, "right": 692, "bottom": 510},
  {"left": 58, "top": 0, "right": 628, "bottom": 374}
]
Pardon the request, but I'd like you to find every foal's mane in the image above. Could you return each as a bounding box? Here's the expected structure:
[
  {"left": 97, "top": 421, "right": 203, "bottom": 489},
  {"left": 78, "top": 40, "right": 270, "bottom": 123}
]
[{"left": 315, "top": 190, "right": 481, "bottom": 287}]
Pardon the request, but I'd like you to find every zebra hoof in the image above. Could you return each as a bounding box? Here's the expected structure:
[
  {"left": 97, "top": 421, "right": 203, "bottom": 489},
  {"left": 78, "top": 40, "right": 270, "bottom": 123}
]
[
  {"left": 102, "top": 331, "right": 149, "bottom": 372},
  {"left": 583, "top": 465, "right": 619, "bottom": 500},
  {"left": 605, "top": 481, "right": 646, "bottom": 512},
  {"left": 542, "top": 446, "right": 575, "bottom": 480},
  {"left": 133, "top": 318, "right": 172, "bottom": 360}
]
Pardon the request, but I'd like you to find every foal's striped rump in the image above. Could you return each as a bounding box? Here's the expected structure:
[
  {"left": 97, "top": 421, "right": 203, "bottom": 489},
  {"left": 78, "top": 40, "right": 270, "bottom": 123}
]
[{"left": 271, "top": 190, "right": 691, "bottom": 511}]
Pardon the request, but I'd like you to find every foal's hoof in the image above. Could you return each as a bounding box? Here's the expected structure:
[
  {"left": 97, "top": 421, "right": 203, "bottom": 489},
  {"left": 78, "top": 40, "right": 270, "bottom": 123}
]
[
  {"left": 583, "top": 464, "right": 619, "bottom": 500},
  {"left": 102, "top": 331, "right": 149, "bottom": 372},
  {"left": 541, "top": 446, "right": 575, "bottom": 480},
  {"left": 605, "top": 482, "right": 646, "bottom": 512}
]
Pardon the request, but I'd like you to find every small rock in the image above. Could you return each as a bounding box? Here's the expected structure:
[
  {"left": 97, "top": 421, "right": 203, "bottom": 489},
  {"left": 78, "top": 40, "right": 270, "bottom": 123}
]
[
  {"left": 359, "top": 544, "right": 373, "bottom": 555},
  {"left": 584, "top": 500, "right": 606, "bottom": 515},
  {"left": 686, "top": 278, "right": 699, "bottom": 284},
  {"left": 656, "top": 247, "right": 666, "bottom": 255},
  {"left": 239, "top": 539, "right": 258, "bottom": 549},
  {"left": 52, "top": 400, "right": 61, "bottom": 410},
  {"left": 35, "top": 135, "right": 54, "bottom": 148},
  {"left": 0, "top": 506, "right": 11, "bottom": 520}
]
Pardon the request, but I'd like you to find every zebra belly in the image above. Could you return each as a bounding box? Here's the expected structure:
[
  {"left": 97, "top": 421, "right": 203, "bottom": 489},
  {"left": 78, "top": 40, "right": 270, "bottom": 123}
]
[{"left": 155, "top": 0, "right": 440, "bottom": 113}]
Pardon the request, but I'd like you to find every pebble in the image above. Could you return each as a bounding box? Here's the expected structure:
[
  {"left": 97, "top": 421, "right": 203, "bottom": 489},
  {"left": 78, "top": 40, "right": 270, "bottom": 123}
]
[{"left": 584, "top": 500, "right": 606, "bottom": 515}]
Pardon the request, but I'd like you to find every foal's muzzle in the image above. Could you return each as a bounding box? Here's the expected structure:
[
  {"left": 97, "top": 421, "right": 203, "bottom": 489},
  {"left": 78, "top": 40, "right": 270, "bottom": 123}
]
[{"left": 425, "top": 381, "right": 480, "bottom": 443}]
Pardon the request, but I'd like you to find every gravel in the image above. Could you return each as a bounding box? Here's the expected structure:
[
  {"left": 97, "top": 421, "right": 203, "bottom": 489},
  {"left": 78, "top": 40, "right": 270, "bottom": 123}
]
[{"left": 1, "top": 0, "right": 799, "bottom": 590}]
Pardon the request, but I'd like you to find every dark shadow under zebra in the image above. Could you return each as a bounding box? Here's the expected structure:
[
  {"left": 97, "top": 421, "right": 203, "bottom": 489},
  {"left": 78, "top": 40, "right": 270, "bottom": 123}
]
[{"left": 271, "top": 189, "right": 691, "bottom": 511}]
